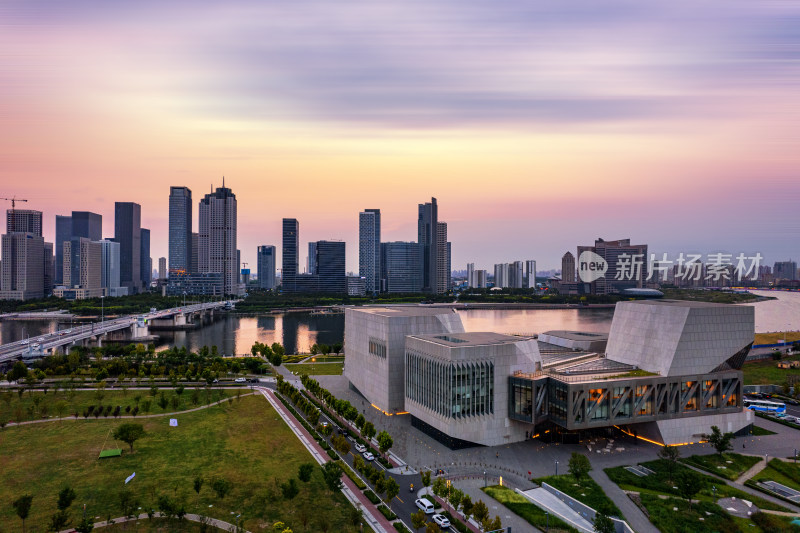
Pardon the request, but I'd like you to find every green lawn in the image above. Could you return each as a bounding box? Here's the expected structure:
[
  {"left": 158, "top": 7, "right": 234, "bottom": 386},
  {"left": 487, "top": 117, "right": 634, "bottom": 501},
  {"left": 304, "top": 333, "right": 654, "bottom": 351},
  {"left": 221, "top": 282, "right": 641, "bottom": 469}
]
[
  {"left": 102, "top": 518, "right": 225, "bottom": 531},
  {"left": 637, "top": 493, "right": 741, "bottom": 533},
  {"left": 742, "top": 353, "right": 800, "bottom": 385},
  {"left": 482, "top": 485, "right": 578, "bottom": 533},
  {"left": 286, "top": 362, "right": 344, "bottom": 375},
  {"left": 751, "top": 425, "right": 777, "bottom": 436},
  {"left": 750, "top": 459, "right": 800, "bottom": 491},
  {"left": 680, "top": 453, "right": 762, "bottom": 481},
  {"left": 604, "top": 459, "right": 788, "bottom": 512},
  {"left": 0, "top": 387, "right": 238, "bottom": 424},
  {"left": 533, "top": 475, "right": 622, "bottom": 517},
  {"left": 0, "top": 395, "right": 360, "bottom": 533}
]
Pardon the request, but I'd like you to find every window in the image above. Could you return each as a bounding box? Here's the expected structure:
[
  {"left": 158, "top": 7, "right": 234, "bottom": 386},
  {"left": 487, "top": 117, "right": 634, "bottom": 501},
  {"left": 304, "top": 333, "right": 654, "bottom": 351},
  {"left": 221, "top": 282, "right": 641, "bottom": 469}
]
[{"left": 368, "top": 337, "right": 386, "bottom": 358}]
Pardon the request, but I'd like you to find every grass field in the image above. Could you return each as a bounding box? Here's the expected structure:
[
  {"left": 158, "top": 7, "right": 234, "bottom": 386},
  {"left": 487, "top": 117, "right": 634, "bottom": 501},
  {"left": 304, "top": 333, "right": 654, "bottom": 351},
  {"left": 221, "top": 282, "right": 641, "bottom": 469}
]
[
  {"left": 754, "top": 332, "right": 800, "bottom": 345},
  {"left": 750, "top": 459, "right": 800, "bottom": 491},
  {"left": 742, "top": 354, "right": 800, "bottom": 385},
  {"left": 101, "top": 518, "right": 222, "bottom": 531},
  {"left": 482, "top": 485, "right": 578, "bottom": 533},
  {"left": 286, "top": 362, "right": 344, "bottom": 375},
  {"left": 0, "top": 387, "right": 238, "bottom": 424},
  {"left": 533, "top": 474, "right": 622, "bottom": 517},
  {"left": 680, "top": 453, "right": 762, "bottom": 481},
  {"left": 0, "top": 395, "right": 359, "bottom": 533},
  {"left": 751, "top": 425, "right": 777, "bottom": 436}
]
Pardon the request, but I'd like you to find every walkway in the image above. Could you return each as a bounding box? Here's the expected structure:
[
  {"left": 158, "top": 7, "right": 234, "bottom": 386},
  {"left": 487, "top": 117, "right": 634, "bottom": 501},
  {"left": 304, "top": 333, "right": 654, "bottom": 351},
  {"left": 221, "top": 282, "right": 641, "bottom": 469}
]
[
  {"left": 458, "top": 478, "right": 542, "bottom": 533},
  {"left": 736, "top": 456, "right": 768, "bottom": 484},
  {"left": 59, "top": 511, "right": 249, "bottom": 532},
  {"left": 520, "top": 487, "right": 594, "bottom": 533},
  {"left": 590, "top": 470, "right": 660, "bottom": 533},
  {"left": 256, "top": 387, "right": 394, "bottom": 533}
]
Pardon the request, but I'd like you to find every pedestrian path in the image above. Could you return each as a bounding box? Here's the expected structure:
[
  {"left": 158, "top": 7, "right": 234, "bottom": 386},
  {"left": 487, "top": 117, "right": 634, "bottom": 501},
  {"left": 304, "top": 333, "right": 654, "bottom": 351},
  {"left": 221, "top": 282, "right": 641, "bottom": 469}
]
[
  {"left": 58, "top": 511, "right": 248, "bottom": 532},
  {"left": 736, "top": 455, "right": 768, "bottom": 483},
  {"left": 520, "top": 487, "right": 594, "bottom": 533},
  {"left": 590, "top": 470, "right": 660, "bottom": 533}
]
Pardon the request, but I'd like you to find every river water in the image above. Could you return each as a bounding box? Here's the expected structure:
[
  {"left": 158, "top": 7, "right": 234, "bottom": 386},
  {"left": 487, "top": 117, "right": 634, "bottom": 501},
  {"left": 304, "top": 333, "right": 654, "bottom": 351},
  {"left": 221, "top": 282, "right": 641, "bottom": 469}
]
[{"left": 2, "top": 290, "right": 799, "bottom": 355}]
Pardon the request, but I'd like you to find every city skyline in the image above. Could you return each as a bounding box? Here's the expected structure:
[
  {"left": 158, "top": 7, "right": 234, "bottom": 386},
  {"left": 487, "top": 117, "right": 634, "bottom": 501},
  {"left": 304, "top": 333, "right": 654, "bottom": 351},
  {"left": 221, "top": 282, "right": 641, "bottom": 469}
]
[{"left": 1, "top": 1, "right": 799, "bottom": 271}]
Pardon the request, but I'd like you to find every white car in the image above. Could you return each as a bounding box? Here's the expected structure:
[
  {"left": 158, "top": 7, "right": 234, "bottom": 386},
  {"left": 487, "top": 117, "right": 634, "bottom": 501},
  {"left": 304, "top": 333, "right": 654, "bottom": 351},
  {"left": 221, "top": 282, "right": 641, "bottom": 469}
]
[
  {"left": 432, "top": 514, "right": 450, "bottom": 528},
  {"left": 21, "top": 339, "right": 29, "bottom": 345},
  {"left": 354, "top": 443, "right": 367, "bottom": 453},
  {"left": 362, "top": 451, "right": 374, "bottom": 461},
  {"left": 234, "top": 377, "right": 246, "bottom": 383},
  {"left": 415, "top": 498, "right": 435, "bottom": 514},
  {"left": 32, "top": 343, "right": 40, "bottom": 348},
  {"left": 37, "top": 337, "right": 45, "bottom": 342}
]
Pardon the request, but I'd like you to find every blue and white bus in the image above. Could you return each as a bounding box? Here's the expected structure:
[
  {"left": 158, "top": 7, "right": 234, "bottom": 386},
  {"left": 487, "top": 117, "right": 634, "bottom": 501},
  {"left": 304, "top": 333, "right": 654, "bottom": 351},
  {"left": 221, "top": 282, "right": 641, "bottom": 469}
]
[{"left": 744, "top": 399, "right": 786, "bottom": 414}]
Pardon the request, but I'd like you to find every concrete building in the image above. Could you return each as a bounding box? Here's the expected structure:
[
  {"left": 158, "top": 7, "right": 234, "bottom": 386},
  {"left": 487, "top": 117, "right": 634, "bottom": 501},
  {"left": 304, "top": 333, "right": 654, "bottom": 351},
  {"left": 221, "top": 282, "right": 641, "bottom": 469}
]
[
  {"left": 473, "top": 269, "right": 487, "bottom": 288},
  {"left": 166, "top": 272, "right": 223, "bottom": 296},
  {"left": 466, "top": 263, "right": 475, "bottom": 288},
  {"left": 257, "top": 245, "right": 276, "bottom": 290},
  {"left": 509, "top": 261, "right": 524, "bottom": 289},
  {"left": 381, "top": 242, "right": 424, "bottom": 293},
  {"left": 561, "top": 252, "right": 576, "bottom": 283},
  {"left": 577, "top": 238, "right": 648, "bottom": 295},
  {"left": 525, "top": 260, "right": 537, "bottom": 288},
  {"left": 282, "top": 218, "right": 299, "bottom": 292},
  {"left": 114, "top": 202, "right": 142, "bottom": 294},
  {"left": 190, "top": 232, "right": 199, "bottom": 274},
  {"left": 198, "top": 184, "right": 238, "bottom": 295},
  {"left": 436, "top": 222, "right": 451, "bottom": 294},
  {"left": 347, "top": 275, "right": 366, "bottom": 296},
  {"left": 307, "top": 242, "right": 317, "bottom": 275},
  {"left": 0, "top": 232, "right": 45, "bottom": 300},
  {"left": 774, "top": 261, "right": 798, "bottom": 281},
  {"left": 493, "top": 263, "right": 509, "bottom": 288},
  {"left": 71, "top": 212, "right": 102, "bottom": 242},
  {"left": 43, "top": 242, "right": 54, "bottom": 296},
  {"left": 6, "top": 209, "right": 42, "bottom": 236},
  {"left": 418, "top": 198, "right": 439, "bottom": 294},
  {"left": 344, "top": 299, "right": 754, "bottom": 448},
  {"left": 359, "top": 209, "right": 381, "bottom": 294},
  {"left": 168, "top": 186, "right": 193, "bottom": 274},
  {"left": 344, "top": 307, "right": 465, "bottom": 414},
  {"left": 158, "top": 257, "right": 166, "bottom": 280},
  {"left": 58, "top": 237, "right": 103, "bottom": 299},
  {"left": 54, "top": 215, "right": 72, "bottom": 285},
  {"left": 140, "top": 228, "right": 151, "bottom": 289},
  {"left": 97, "top": 239, "right": 121, "bottom": 294}
]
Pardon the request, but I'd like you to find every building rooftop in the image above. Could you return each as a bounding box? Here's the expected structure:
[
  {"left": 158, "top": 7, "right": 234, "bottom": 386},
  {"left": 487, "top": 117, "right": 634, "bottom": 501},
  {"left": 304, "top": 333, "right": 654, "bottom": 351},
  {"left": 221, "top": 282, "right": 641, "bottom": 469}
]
[
  {"left": 409, "top": 331, "right": 530, "bottom": 347},
  {"left": 540, "top": 330, "right": 608, "bottom": 342},
  {"left": 348, "top": 306, "right": 460, "bottom": 318}
]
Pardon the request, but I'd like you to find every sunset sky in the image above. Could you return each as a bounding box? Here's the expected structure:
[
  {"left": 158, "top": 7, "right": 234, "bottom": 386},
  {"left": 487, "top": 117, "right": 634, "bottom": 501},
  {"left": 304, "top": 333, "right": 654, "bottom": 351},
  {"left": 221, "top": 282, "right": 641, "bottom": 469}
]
[{"left": 1, "top": 0, "right": 798, "bottom": 272}]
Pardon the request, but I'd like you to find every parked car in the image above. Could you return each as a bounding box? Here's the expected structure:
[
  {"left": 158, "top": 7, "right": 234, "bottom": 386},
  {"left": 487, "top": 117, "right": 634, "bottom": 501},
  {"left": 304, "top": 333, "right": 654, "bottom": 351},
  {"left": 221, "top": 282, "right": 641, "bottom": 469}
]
[
  {"left": 415, "top": 498, "right": 435, "bottom": 514},
  {"left": 362, "top": 451, "right": 374, "bottom": 461},
  {"left": 250, "top": 378, "right": 259, "bottom": 383},
  {"left": 354, "top": 443, "right": 367, "bottom": 453},
  {"left": 432, "top": 514, "right": 451, "bottom": 528},
  {"left": 234, "top": 377, "right": 247, "bottom": 383},
  {"left": 784, "top": 415, "right": 798, "bottom": 423}
]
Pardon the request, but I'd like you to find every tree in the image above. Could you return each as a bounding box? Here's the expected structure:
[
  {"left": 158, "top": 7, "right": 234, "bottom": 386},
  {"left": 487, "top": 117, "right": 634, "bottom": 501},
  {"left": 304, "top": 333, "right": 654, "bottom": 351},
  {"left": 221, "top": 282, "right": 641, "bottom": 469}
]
[
  {"left": 348, "top": 506, "right": 362, "bottom": 527},
  {"left": 676, "top": 471, "right": 704, "bottom": 510},
  {"left": 57, "top": 486, "right": 77, "bottom": 511},
  {"left": 384, "top": 477, "right": 400, "bottom": 509},
  {"left": 658, "top": 445, "right": 681, "bottom": 482},
  {"left": 483, "top": 515, "right": 502, "bottom": 532},
  {"left": 568, "top": 452, "right": 592, "bottom": 481},
  {"left": 593, "top": 510, "right": 615, "bottom": 533},
  {"left": 425, "top": 522, "right": 442, "bottom": 533},
  {"left": 355, "top": 413, "right": 366, "bottom": 430},
  {"left": 448, "top": 487, "right": 463, "bottom": 512},
  {"left": 193, "top": 475, "right": 204, "bottom": 496},
  {"left": 280, "top": 478, "right": 299, "bottom": 500},
  {"left": 461, "top": 495, "right": 474, "bottom": 521},
  {"left": 74, "top": 517, "right": 94, "bottom": 533},
  {"left": 708, "top": 425, "right": 733, "bottom": 456},
  {"left": 9, "top": 361, "right": 29, "bottom": 382},
  {"left": 411, "top": 510, "right": 428, "bottom": 532},
  {"left": 472, "top": 499, "right": 489, "bottom": 525},
  {"left": 322, "top": 461, "right": 343, "bottom": 492},
  {"left": 298, "top": 463, "right": 314, "bottom": 482},
  {"left": 119, "top": 488, "right": 138, "bottom": 519},
  {"left": 49, "top": 510, "right": 70, "bottom": 532},
  {"left": 13, "top": 494, "right": 33, "bottom": 533},
  {"left": 112, "top": 423, "right": 146, "bottom": 453},
  {"left": 421, "top": 470, "right": 432, "bottom": 488},
  {"left": 432, "top": 477, "right": 447, "bottom": 498},
  {"left": 362, "top": 421, "right": 376, "bottom": 441},
  {"left": 211, "top": 478, "right": 232, "bottom": 499},
  {"left": 377, "top": 430, "right": 393, "bottom": 456}
]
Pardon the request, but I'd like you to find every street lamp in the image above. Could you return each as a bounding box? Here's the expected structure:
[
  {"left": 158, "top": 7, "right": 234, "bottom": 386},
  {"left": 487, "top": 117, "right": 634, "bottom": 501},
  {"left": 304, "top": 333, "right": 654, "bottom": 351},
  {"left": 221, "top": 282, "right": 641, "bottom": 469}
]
[
  {"left": 483, "top": 470, "right": 487, "bottom": 488},
  {"left": 555, "top": 460, "right": 559, "bottom": 476},
  {"left": 545, "top": 510, "right": 549, "bottom": 532}
]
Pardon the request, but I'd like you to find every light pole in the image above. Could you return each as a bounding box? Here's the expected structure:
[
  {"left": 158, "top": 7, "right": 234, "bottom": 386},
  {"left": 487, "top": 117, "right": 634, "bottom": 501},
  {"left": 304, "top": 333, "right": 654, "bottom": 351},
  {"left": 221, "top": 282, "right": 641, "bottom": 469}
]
[
  {"left": 555, "top": 460, "right": 559, "bottom": 476},
  {"left": 545, "top": 510, "right": 549, "bottom": 532},
  {"left": 483, "top": 470, "right": 487, "bottom": 488},
  {"left": 100, "top": 295, "right": 105, "bottom": 325}
]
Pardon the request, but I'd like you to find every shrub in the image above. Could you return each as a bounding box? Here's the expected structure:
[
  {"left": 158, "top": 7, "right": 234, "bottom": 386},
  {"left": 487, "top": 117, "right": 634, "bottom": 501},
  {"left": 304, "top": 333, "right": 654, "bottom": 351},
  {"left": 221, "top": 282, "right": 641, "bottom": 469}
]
[
  {"left": 377, "top": 504, "right": 396, "bottom": 521},
  {"left": 363, "top": 490, "right": 380, "bottom": 504}
]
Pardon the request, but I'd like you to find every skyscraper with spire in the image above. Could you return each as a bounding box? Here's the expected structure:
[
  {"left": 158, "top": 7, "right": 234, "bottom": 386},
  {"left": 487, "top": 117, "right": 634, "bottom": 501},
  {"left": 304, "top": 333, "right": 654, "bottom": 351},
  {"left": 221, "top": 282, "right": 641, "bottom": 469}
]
[{"left": 198, "top": 179, "right": 238, "bottom": 295}]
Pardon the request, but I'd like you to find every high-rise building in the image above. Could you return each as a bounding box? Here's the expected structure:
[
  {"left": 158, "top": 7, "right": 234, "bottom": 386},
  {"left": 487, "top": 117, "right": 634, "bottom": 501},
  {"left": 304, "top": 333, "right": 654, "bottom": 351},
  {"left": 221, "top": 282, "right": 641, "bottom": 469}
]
[
  {"left": 436, "top": 222, "right": 450, "bottom": 294},
  {"left": 307, "top": 242, "right": 317, "bottom": 274},
  {"left": 381, "top": 242, "right": 424, "bottom": 293},
  {"left": 61, "top": 237, "right": 102, "bottom": 297},
  {"left": 494, "top": 263, "right": 509, "bottom": 288},
  {"left": 282, "top": 218, "right": 299, "bottom": 292},
  {"left": 168, "top": 186, "right": 193, "bottom": 274},
  {"left": 509, "top": 260, "right": 524, "bottom": 289},
  {"left": 474, "top": 269, "right": 487, "bottom": 288},
  {"left": 315, "top": 241, "right": 346, "bottom": 293},
  {"left": 418, "top": 198, "right": 439, "bottom": 293},
  {"left": 97, "top": 239, "right": 121, "bottom": 294},
  {"left": 774, "top": 261, "right": 798, "bottom": 281},
  {"left": 190, "top": 232, "right": 199, "bottom": 274},
  {"left": 0, "top": 232, "right": 44, "bottom": 300},
  {"left": 577, "top": 238, "right": 648, "bottom": 295},
  {"left": 158, "top": 257, "right": 166, "bottom": 280},
  {"left": 347, "top": 276, "right": 366, "bottom": 296},
  {"left": 140, "top": 228, "right": 151, "bottom": 289},
  {"left": 257, "top": 245, "right": 276, "bottom": 290},
  {"left": 54, "top": 215, "right": 72, "bottom": 285},
  {"left": 43, "top": 242, "right": 54, "bottom": 296},
  {"left": 71, "top": 212, "right": 102, "bottom": 241},
  {"left": 359, "top": 209, "right": 381, "bottom": 294},
  {"left": 6, "top": 209, "right": 42, "bottom": 236},
  {"left": 198, "top": 184, "right": 238, "bottom": 295},
  {"left": 561, "top": 252, "right": 576, "bottom": 282},
  {"left": 525, "top": 260, "right": 537, "bottom": 288},
  {"left": 114, "top": 202, "right": 142, "bottom": 294},
  {"left": 467, "top": 263, "right": 475, "bottom": 288}
]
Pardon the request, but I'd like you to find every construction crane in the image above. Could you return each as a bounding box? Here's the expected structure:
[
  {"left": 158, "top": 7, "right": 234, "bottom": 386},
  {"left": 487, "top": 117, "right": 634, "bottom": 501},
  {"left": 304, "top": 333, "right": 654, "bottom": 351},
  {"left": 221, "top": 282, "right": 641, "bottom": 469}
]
[{"left": 1, "top": 196, "right": 28, "bottom": 211}]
